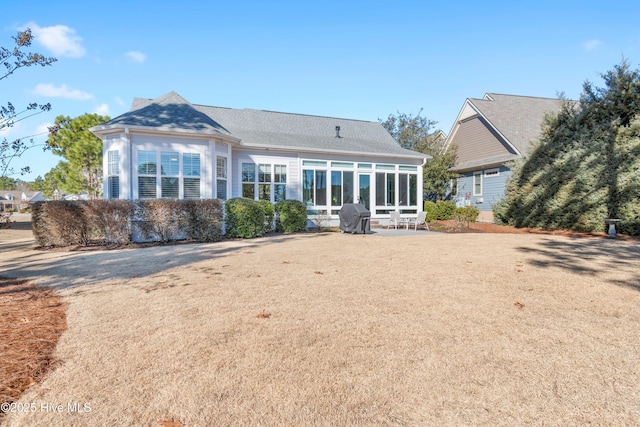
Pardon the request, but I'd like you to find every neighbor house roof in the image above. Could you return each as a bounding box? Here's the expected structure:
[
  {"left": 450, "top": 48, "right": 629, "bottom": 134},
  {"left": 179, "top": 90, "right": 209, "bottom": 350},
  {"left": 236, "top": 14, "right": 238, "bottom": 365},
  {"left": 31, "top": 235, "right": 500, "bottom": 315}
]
[
  {"left": 0, "top": 191, "right": 43, "bottom": 202},
  {"left": 447, "top": 93, "right": 565, "bottom": 171},
  {"left": 91, "top": 92, "right": 427, "bottom": 161}
]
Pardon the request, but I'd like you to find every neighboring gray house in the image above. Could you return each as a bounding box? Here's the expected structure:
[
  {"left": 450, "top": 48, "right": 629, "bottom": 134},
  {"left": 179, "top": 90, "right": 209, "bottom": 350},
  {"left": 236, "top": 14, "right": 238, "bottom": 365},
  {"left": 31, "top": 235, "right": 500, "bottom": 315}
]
[
  {"left": 445, "top": 93, "right": 563, "bottom": 221},
  {"left": 0, "top": 190, "right": 44, "bottom": 211},
  {"left": 90, "top": 92, "right": 428, "bottom": 225}
]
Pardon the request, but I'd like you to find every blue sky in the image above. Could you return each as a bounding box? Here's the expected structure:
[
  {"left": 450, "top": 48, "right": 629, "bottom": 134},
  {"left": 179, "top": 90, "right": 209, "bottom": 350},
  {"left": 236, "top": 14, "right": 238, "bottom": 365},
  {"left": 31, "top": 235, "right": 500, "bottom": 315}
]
[{"left": 3, "top": 0, "right": 640, "bottom": 178}]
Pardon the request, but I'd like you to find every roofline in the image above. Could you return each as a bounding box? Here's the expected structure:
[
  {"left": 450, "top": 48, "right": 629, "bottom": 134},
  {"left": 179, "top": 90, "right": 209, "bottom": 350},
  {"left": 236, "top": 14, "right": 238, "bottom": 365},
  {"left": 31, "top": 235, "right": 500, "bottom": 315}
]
[
  {"left": 234, "top": 142, "right": 430, "bottom": 161},
  {"left": 451, "top": 153, "right": 519, "bottom": 172},
  {"left": 192, "top": 103, "right": 381, "bottom": 125},
  {"left": 90, "top": 124, "right": 242, "bottom": 144}
]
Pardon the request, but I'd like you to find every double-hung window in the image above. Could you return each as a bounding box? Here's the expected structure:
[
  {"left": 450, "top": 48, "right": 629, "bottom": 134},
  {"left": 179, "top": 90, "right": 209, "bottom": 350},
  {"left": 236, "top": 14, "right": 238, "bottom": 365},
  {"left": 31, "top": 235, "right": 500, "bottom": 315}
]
[
  {"left": 184, "top": 153, "right": 201, "bottom": 199},
  {"left": 107, "top": 150, "right": 119, "bottom": 199},
  {"left": 274, "top": 164, "right": 287, "bottom": 202},
  {"left": 473, "top": 171, "right": 482, "bottom": 196},
  {"left": 242, "top": 162, "right": 256, "bottom": 198},
  {"left": 161, "top": 152, "right": 179, "bottom": 198},
  {"left": 138, "top": 150, "right": 157, "bottom": 199},
  {"left": 258, "top": 164, "right": 271, "bottom": 201},
  {"left": 215, "top": 156, "right": 227, "bottom": 200}
]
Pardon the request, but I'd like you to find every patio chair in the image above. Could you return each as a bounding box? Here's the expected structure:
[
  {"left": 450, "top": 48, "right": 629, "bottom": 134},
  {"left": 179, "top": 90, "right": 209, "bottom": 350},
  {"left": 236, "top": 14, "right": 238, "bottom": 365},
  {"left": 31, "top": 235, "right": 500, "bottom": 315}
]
[
  {"left": 387, "top": 211, "right": 403, "bottom": 229},
  {"left": 409, "top": 211, "right": 429, "bottom": 231}
]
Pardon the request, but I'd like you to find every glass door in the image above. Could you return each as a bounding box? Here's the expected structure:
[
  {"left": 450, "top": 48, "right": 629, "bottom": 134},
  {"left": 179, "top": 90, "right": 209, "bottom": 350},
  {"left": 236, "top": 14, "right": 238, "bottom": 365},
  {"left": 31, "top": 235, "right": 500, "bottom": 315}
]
[{"left": 358, "top": 173, "right": 371, "bottom": 210}]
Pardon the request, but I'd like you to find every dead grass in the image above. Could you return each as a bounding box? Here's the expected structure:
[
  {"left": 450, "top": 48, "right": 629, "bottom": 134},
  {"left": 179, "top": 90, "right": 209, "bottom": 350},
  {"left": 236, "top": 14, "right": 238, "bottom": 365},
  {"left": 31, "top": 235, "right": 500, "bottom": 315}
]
[
  {"left": 1, "top": 215, "right": 640, "bottom": 426},
  {"left": 0, "top": 277, "right": 66, "bottom": 422}
]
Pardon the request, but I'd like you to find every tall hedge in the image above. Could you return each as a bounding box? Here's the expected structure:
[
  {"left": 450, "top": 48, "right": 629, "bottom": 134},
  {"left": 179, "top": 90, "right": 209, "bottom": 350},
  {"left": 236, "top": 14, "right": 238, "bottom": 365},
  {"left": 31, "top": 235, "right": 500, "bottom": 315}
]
[
  {"left": 32, "top": 199, "right": 224, "bottom": 247},
  {"left": 83, "top": 200, "right": 135, "bottom": 244},
  {"left": 32, "top": 200, "right": 90, "bottom": 247},
  {"left": 180, "top": 199, "right": 224, "bottom": 242}
]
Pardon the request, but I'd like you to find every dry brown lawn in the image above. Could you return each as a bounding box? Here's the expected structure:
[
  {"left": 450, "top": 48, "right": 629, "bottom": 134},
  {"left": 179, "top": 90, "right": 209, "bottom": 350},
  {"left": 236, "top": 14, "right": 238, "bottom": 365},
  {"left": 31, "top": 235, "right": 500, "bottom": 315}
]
[{"left": 1, "top": 214, "right": 639, "bottom": 426}]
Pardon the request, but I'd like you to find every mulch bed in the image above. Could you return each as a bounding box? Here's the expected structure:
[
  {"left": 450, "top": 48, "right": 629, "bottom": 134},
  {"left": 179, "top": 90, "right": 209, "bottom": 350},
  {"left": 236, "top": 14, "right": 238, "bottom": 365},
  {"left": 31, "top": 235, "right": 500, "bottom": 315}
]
[
  {"left": 432, "top": 220, "right": 640, "bottom": 241},
  {"left": 0, "top": 277, "right": 66, "bottom": 420}
]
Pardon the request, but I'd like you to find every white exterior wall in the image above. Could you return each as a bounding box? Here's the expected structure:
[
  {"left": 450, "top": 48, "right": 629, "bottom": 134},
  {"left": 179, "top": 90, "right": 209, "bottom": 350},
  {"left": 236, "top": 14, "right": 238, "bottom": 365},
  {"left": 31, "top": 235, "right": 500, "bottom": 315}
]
[
  {"left": 102, "top": 132, "right": 233, "bottom": 200},
  {"left": 102, "top": 132, "right": 424, "bottom": 224},
  {"left": 231, "top": 148, "right": 424, "bottom": 222}
]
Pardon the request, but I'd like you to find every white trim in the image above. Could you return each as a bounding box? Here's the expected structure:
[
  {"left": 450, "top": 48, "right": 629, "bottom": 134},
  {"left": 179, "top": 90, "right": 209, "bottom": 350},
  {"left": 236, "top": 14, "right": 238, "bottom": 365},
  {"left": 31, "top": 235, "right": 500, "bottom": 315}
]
[{"left": 473, "top": 171, "right": 483, "bottom": 196}]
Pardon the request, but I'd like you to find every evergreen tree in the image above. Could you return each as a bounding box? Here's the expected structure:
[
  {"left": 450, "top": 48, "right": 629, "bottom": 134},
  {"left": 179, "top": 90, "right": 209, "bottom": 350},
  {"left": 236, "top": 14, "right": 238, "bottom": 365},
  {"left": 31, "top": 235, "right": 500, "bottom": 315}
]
[
  {"left": 496, "top": 60, "right": 640, "bottom": 235},
  {"left": 47, "top": 113, "right": 109, "bottom": 198}
]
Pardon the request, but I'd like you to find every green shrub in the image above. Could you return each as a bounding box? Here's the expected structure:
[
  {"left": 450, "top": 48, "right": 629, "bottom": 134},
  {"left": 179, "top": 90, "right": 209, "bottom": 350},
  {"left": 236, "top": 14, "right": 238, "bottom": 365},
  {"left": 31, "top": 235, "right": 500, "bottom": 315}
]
[
  {"left": 423, "top": 201, "right": 438, "bottom": 223},
  {"left": 454, "top": 206, "right": 480, "bottom": 224},
  {"left": 257, "top": 199, "right": 275, "bottom": 232},
  {"left": 492, "top": 197, "right": 512, "bottom": 226},
  {"left": 619, "top": 202, "right": 640, "bottom": 236},
  {"left": 134, "top": 199, "right": 183, "bottom": 242},
  {"left": 180, "top": 199, "right": 224, "bottom": 242},
  {"left": 225, "top": 197, "right": 266, "bottom": 238},
  {"left": 275, "top": 199, "right": 308, "bottom": 233},
  {"left": 435, "top": 200, "right": 456, "bottom": 220}
]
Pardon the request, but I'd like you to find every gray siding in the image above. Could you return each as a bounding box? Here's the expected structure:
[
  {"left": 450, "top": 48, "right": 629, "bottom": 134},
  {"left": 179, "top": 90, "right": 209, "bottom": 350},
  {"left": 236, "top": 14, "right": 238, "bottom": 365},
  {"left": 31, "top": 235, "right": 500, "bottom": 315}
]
[
  {"left": 454, "top": 117, "right": 516, "bottom": 166},
  {"left": 456, "top": 166, "right": 512, "bottom": 212}
]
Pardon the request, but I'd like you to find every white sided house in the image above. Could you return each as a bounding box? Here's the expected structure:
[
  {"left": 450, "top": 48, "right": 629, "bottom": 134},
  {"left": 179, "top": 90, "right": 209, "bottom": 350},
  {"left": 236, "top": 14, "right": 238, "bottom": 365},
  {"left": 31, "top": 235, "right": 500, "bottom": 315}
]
[{"left": 90, "top": 92, "right": 429, "bottom": 226}]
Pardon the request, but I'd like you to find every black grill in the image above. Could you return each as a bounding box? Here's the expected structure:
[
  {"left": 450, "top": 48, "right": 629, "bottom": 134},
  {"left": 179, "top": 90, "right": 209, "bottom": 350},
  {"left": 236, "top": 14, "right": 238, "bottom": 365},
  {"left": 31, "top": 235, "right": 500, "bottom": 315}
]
[{"left": 338, "top": 203, "right": 371, "bottom": 234}]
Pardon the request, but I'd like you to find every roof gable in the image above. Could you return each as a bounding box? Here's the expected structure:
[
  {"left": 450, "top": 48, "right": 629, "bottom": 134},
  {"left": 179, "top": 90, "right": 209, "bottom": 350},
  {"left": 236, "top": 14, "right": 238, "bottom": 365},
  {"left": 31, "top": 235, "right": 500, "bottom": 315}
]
[
  {"left": 93, "top": 91, "right": 232, "bottom": 137},
  {"left": 447, "top": 93, "right": 564, "bottom": 170},
  {"left": 468, "top": 93, "right": 563, "bottom": 154}
]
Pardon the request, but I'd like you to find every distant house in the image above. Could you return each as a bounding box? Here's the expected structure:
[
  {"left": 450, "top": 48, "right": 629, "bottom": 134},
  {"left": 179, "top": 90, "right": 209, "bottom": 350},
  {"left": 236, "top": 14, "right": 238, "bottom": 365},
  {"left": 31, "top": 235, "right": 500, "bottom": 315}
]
[
  {"left": 0, "top": 190, "right": 44, "bottom": 211},
  {"left": 90, "top": 92, "right": 429, "bottom": 225},
  {"left": 445, "top": 93, "right": 563, "bottom": 221}
]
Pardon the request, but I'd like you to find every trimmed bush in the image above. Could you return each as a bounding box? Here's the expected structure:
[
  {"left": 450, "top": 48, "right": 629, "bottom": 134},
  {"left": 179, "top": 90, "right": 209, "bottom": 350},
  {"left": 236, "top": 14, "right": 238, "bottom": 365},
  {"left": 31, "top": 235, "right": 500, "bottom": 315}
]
[
  {"left": 258, "top": 199, "right": 275, "bottom": 232},
  {"left": 31, "top": 202, "right": 51, "bottom": 247},
  {"left": 83, "top": 200, "right": 135, "bottom": 244},
  {"left": 225, "top": 197, "right": 266, "bottom": 238},
  {"left": 423, "top": 201, "right": 438, "bottom": 223},
  {"left": 180, "top": 199, "right": 224, "bottom": 242},
  {"left": 134, "top": 199, "right": 183, "bottom": 242},
  {"left": 435, "top": 200, "right": 456, "bottom": 220},
  {"left": 33, "top": 200, "right": 91, "bottom": 247},
  {"left": 275, "top": 199, "right": 308, "bottom": 233},
  {"left": 454, "top": 206, "right": 480, "bottom": 224}
]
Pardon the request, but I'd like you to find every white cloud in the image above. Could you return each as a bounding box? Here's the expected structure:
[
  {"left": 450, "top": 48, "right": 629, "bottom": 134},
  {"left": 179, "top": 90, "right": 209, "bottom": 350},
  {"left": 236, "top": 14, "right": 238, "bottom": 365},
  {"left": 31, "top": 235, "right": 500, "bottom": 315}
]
[
  {"left": 24, "top": 21, "right": 85, "bottom": 57},
  {"left": 33, "top": 83, "right": 94, "bottom": 100},
  {"left": 0, "top": 121, "right": 50, "bottom": 140},
  {"left": 125, "top": 51, "right": 147, "bottom": 63},
  {"left": 583, "top": 39, "right": 603, "bottom": 52},
  {"left": 93, "top": 103, "right": 110, "bottom": 116}
]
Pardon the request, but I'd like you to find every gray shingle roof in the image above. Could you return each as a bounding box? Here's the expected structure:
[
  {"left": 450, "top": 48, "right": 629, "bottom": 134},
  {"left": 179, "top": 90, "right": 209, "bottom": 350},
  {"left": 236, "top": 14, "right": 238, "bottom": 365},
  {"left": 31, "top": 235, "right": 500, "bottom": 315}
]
[
  {"left": 100, "top": 92, "right": 231, "bottom": 136},
  {"left": 469, "top": 93, "right": 564, "bottom": 155},
  {"left": 94, "top": 92, "right": 426, "bottom": 160}
]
